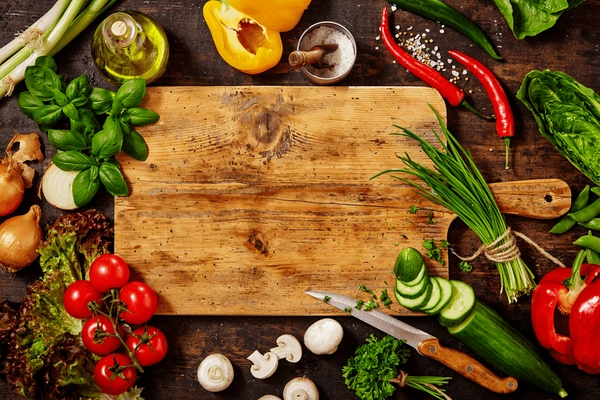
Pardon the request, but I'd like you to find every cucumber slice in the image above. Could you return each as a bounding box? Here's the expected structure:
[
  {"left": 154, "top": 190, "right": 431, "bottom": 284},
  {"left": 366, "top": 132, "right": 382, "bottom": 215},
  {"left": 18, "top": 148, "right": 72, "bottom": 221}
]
[
  {"left": 393, "top": 247, "right": 425, "bottom": 282},
  {"left": 424, "top": 277, "right": 453, "bottom": 315},
  {"left": 437, "top": 280, "right": 475, "bottom": 327},
  {"left": 394, "top": 282, "right": 433, "bottom": 311},
  {"left": 400, "top": 263, "right": 427, "bottom": 287},
  {"left": 395, "top": 274, "right": 429, "bottom": 299},
  {"left": 419, "top": 277, "right": 441, "bottom": 314}
]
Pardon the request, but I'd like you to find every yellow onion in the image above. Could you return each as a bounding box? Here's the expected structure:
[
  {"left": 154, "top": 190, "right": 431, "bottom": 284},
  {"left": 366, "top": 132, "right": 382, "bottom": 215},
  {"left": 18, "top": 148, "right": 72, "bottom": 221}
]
[
  {"left": 0, "top": 205, "right": 43, "bottom": 271},
  {"left": 0, "top": 157, "right": 24, "bottom": 216},
  {"left": 42, "top": 163, "right": 78, "bottom": 210}
]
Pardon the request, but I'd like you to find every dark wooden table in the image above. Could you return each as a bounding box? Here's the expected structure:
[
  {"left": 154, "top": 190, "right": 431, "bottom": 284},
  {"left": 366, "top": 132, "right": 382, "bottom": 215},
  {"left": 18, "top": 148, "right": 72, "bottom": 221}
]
[{"left": 1, "top": 0, "right": 599, "bottom": 399}]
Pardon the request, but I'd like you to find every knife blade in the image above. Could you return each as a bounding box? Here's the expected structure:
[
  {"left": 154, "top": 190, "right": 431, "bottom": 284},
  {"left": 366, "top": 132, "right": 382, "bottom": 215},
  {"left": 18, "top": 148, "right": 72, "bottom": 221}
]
[{"left": 306, "top": 290, "right": 518, "bottom": 394}]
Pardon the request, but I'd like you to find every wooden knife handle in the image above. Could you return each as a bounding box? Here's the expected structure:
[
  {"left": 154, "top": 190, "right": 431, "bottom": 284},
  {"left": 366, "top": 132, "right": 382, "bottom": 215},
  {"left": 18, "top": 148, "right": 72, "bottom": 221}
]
[
  {"left": 418, "top": 338, "right": 518, "bottom": 394},
  {"left": 489, "top": 178, "right": 571, "bottom": 220}
]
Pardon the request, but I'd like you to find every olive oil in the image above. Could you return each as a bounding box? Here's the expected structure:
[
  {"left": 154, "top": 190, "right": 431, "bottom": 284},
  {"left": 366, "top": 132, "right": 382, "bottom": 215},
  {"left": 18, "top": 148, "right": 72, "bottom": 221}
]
[{"left": 92, "top": 11, "right": 169, "bottom": 84}]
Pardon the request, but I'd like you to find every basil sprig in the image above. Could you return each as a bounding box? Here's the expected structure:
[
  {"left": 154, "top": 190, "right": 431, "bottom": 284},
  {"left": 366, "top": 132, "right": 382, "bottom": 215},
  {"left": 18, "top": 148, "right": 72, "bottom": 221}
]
[{"left": 18, "top": 56, "right": 159, "bottom": 207}]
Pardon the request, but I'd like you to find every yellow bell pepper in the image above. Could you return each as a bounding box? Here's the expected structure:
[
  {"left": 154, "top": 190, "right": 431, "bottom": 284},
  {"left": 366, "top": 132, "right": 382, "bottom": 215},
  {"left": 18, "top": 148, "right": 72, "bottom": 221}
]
[
  {"left": 203, "top": 1, "right": 283, "bottom": 75},
  {"left": 227, "top": 0, "right": 312, "bottom": 33}
]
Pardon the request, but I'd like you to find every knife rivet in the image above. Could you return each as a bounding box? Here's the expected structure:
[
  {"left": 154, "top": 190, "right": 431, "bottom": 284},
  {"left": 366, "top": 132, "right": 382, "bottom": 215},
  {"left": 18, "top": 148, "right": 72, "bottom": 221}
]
[
  {"left": 428, "top": 346, "right": 436, "bottom": 354},
  {"left": 465, "top": 365, "right": 474, "bottom": 373},
  {"left": 508, "top": 381, "right": 516, "bottom": 389}
]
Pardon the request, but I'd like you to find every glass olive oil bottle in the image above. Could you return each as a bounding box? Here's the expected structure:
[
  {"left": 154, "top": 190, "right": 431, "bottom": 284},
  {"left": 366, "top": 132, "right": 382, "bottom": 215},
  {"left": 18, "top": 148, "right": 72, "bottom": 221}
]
[{"left": 92, "top": 11, "right": 169, "bottom": 84}]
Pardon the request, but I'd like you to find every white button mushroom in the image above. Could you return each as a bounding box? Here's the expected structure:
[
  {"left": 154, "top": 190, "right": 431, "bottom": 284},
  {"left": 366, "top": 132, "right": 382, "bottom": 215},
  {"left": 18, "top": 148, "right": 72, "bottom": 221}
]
[
  {"left": 303, "top": 318, "right": 344, "bottom": 355},
  {"left": 247, "top": 350, "right": 279, "bottom": 379},
  {"left": 197, "top": 353, "right": 234, "bottom": 392},
  {"left": 270, "top": 334, "right": 303, "bottom": 363},
  {"left": 283, "top": 377, "right": 319, "bottom": 400},
  {"left": 258, "top": 396, "right": 282, "bottom": 400}
]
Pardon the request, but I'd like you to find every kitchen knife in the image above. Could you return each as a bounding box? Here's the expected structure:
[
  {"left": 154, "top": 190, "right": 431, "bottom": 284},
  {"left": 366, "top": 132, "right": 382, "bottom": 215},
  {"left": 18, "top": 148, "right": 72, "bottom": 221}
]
[{"left": 305, "top": 290, "right": 518, "bottom": 394}]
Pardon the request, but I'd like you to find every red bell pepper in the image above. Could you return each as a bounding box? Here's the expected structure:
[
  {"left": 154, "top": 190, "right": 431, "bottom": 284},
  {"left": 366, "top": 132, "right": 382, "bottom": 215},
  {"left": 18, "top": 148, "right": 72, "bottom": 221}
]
[{"left": 531, "top": 250, "right": 600, "bottom": 374}]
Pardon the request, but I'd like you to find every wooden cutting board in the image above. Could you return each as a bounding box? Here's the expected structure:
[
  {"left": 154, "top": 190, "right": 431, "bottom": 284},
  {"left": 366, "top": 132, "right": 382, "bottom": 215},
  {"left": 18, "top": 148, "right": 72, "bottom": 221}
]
[{"left": 114, "top": 86, "right": 570, "bottom": 316}]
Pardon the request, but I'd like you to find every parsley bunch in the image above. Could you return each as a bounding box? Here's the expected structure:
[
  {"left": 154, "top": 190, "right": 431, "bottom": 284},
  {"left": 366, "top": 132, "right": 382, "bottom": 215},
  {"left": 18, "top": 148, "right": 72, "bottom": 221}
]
[
  {"left": 18, "top": 56, "right": 159, "bottom": 207},
  {"left": 342, "top": 335, "right": 451, "bottom": 400}
]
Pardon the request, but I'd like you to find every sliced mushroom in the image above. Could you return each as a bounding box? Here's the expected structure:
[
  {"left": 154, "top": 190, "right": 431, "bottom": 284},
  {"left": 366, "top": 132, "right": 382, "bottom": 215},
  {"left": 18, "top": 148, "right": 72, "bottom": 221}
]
[
  {"left": 197, "top": 353, "right": 234, "bottom": 392},
  {"left": 303, "top": 318, "right": 344, "bottom": 355},
  {"left": 270, "top": 334, "right": 303, "bottom": 363},
  {"left": 283, "top": 377, "right": 319, "bottom": 400},
  {"left": 248, "top": 350, "right": 279, "bottom": 379}
]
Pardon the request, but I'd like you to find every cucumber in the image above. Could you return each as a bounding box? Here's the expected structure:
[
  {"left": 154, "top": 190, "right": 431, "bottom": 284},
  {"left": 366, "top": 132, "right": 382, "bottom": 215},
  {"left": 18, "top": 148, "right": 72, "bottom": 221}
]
[
  {"left": 393, "top": 247, "right": 425, "bottom": 282},
  {"left": 423, "top": 277, "right": 453, "bottom": 315},
  {"left": 419, "top": 277, "right": 441, "bottom": 314},
  {"left": 449, "top": 301, "right": 567, "bottom": 397},
  {"left": 400, "top": 264, "right": 427, "bottom": 286},
  {"left": 395, "top": 273, "right": 429, "bottom": 299},
  {"left": 437, "top": 280, "right": 475, "bottom": 327},
  {"left": 394, "top": 281, "right": 433, "bottom": 311}
]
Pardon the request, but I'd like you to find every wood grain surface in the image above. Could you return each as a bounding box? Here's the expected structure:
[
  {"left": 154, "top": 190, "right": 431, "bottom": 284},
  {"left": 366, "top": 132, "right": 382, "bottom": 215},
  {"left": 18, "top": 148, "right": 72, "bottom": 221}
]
[
  {"left": 114, "top": 87, "right": 571, "bottom": 316},
  {"left": 1, "top": 0, "right": 599, "bottom": 399}
]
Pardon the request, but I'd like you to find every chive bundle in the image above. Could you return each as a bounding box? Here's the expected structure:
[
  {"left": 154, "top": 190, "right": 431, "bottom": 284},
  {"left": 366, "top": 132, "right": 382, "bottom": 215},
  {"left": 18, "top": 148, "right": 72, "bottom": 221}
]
[{"left": 374, "top": 105, "right": 535, "bottom": 303}]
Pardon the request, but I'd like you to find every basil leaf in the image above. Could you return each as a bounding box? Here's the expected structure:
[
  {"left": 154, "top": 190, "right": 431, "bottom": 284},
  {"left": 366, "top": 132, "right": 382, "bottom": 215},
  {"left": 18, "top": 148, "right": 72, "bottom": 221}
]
[
  {"left": 115, "top": 78, "right": 146, "bottom": 108},
  {"left": 88, "top": 88, "right": 115, "bottom": 114},
  {"left": 62, "top": 103, "right": 79, "bottom": 120},
  {"left": 110, "top": 99, "right": 123, "bottom": 117},
  {"left": 122, "top": 107, "right": 160, "bottom": 126},
  {"left": 17, "top": 91, "right": 43, "bottom": 118},
  {"left": 35, "top": 56, "right": 57, "bottom": 72},
  {"left": 24, "top": 65, "right": 62, "bottom": 102},
  {"left": 70, "top": 118, "right": 86, "bottom": 135},
  {"left": 53, "top": 150, "right": 95, "bottom": 171},
  {"left": 118, "top": 118, "right": 131, "bottom": 135},
  {"left": 65, "top": 74, "right": 90, "bottom": 102},
  {"left": 52, "top": 88, "right": 68, "bottom": 107},
  {"left": 73, "top": 168, "right": 100, "bottom": 207},
  {"left": 48, "top": 129, "right": 88, "bottom": 151},
  {"left": 32, "top": 104, "right": 63, "bottom": 127},
  {"left": 122, "top": 129, "right": 148, "bottom": 161},
  {"left": 79, "top": 108, "right": 101, "bottom": 135},
  {"left": 99, "top": 161, "right": 129, "bottom": 197},
  {"left": 92, "top": 119, "right": 123, "bottom": 159}
]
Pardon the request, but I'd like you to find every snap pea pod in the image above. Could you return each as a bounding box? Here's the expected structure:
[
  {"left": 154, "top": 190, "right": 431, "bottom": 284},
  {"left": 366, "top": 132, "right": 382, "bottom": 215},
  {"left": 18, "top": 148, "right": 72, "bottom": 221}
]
[
  {"left": 584, "top": 231, "right": 600, "bottom": 264},
  {"left": 580, "top": 219, "right": 600, "bottom": 231},
  {"left": 574, "top": 233, "right": 600, "bottom": 254},
  {"left": 550, "top": 185, "right": 590, "bottom": 234},
  {"left": 387, "top": 0, "right": 501, "bottom": 60},
  {"left": 569, "top": 198, "right": 600, "bottom": 223},
  {"left": 591, "top": 187, "right": 600, "bottom": 197}
]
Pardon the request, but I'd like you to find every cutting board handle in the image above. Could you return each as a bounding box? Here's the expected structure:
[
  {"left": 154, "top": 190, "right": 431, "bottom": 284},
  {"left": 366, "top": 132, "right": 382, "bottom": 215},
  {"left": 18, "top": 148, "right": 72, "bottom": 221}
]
[{"left": 489, "top": 178, "right": 570, "bottom": 220}]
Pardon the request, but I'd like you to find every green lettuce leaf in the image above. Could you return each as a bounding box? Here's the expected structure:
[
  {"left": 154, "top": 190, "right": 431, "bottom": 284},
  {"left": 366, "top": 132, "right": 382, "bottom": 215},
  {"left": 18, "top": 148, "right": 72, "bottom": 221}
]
[
  {"left": 493, "top": 0, "right": 585, "bottom": 39},
  {"left": 517, "top": 70, "right": 600, "bottom": 186}
]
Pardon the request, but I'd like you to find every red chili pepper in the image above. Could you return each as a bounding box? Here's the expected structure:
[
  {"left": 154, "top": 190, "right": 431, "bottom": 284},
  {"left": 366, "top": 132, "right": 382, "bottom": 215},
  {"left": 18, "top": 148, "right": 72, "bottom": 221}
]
[
  {"left": 448, "top": 50, "right": 515, "bottom": 169},
  {"left": 531, "top": 251, "right": 600, "bottom": 374},
  {"left": 378, "top": 7, "right": 491, "bottom": 120}
]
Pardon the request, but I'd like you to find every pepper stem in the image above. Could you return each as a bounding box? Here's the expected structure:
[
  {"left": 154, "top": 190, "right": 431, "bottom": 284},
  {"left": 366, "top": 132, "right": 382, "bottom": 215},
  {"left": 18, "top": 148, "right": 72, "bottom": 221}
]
[
  {"left": 558, "top": 250, "right": 587, "bottom": 314},
  {"left": 504, "top": 137, "right": 510, "bottom": 170},
  {"left": 460, "top": 100, "right": 495, "bottom": 121}
]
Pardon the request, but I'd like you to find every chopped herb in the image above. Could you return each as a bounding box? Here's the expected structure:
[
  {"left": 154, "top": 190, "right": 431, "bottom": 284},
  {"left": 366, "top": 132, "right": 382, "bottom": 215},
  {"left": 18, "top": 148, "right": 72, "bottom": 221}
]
[
  {"left": 423, "top": 239, "right": 444, "bottom": 266},
  {"left": 359, "top": 284, "right": 376, "bottom": 298},
  {"left": 427, "top": 211, "right": 436, "bottom": 225},
  {"left": 380, "top": 289, "right": 392, "bottom": 308},
  {"left": 394, "top": 243, "right": 399, "bottom": 246},
  {"left": 355, "top": 299, "right": 365, "bottom": 310},
  {"left": 409, "top": 205, "right": 420, "bottom": 214},
  {"left": 344, "top": 307, "right": 352, "bottom": 314},
  {"left": 459, "top": 260, "right": 473, "bottom": 272},
  {"left": 440, "top": 240, "right": 449, "bottom": 250},
  {"left": 401, "top": 234, "right": 408, "bottom": 240},
  {"left": 363, "top": 299, "right": 380, "bottom": 311},
  {"left": 384, "top": 280, "right": 389, "bottom": 285},
  {"left": 342, "top": 335, "right": 451, "bottom": 400},
  {"left": 323, "top": 296, "right": 331, "bottom": 303}
]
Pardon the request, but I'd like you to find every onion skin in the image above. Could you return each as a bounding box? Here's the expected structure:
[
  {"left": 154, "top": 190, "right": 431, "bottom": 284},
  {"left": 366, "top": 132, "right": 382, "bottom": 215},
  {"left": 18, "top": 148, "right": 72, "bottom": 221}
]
[
  {"left": 0, "top": 205, "right": 43, "bottom": 271},
  {"left": 0, "top": 158, "right": 25, "bottom": 217}
]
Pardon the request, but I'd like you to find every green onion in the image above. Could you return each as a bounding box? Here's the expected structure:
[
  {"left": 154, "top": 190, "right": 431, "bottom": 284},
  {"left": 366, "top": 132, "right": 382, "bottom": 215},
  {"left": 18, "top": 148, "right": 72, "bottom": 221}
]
[
  {"left": 373, "top": 105, "right": 535, "bottom": 303},
  {"left": 0, "top": 0, "right": 117, "bottom": 97}
]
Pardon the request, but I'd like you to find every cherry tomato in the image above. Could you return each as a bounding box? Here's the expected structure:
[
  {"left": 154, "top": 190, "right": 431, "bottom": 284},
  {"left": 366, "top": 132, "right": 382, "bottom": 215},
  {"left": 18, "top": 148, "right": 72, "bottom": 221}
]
[
  {"left": 94, "top": 353, "right": 137, "bottom": 395},
  {"left": 119, "top": 282, "right": 157, "bottom": 325},
  {"left": 90, "top": 254, "right": 131, "bottom": 293},
  {"left": 82, "top": 315, "right": 124, "bottom": 356},
  {"left": 63, "top": 280, "right": 103, "bottom": 319},
  {"left": 125, "top": 326, "right": 168, "bottom": 366}
]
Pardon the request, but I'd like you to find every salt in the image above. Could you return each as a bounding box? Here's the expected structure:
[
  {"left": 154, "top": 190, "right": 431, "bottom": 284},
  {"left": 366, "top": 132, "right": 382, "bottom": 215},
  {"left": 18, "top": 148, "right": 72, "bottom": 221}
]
[{"left": 300, "top": 26, "right": 355, "bottom": 79}]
